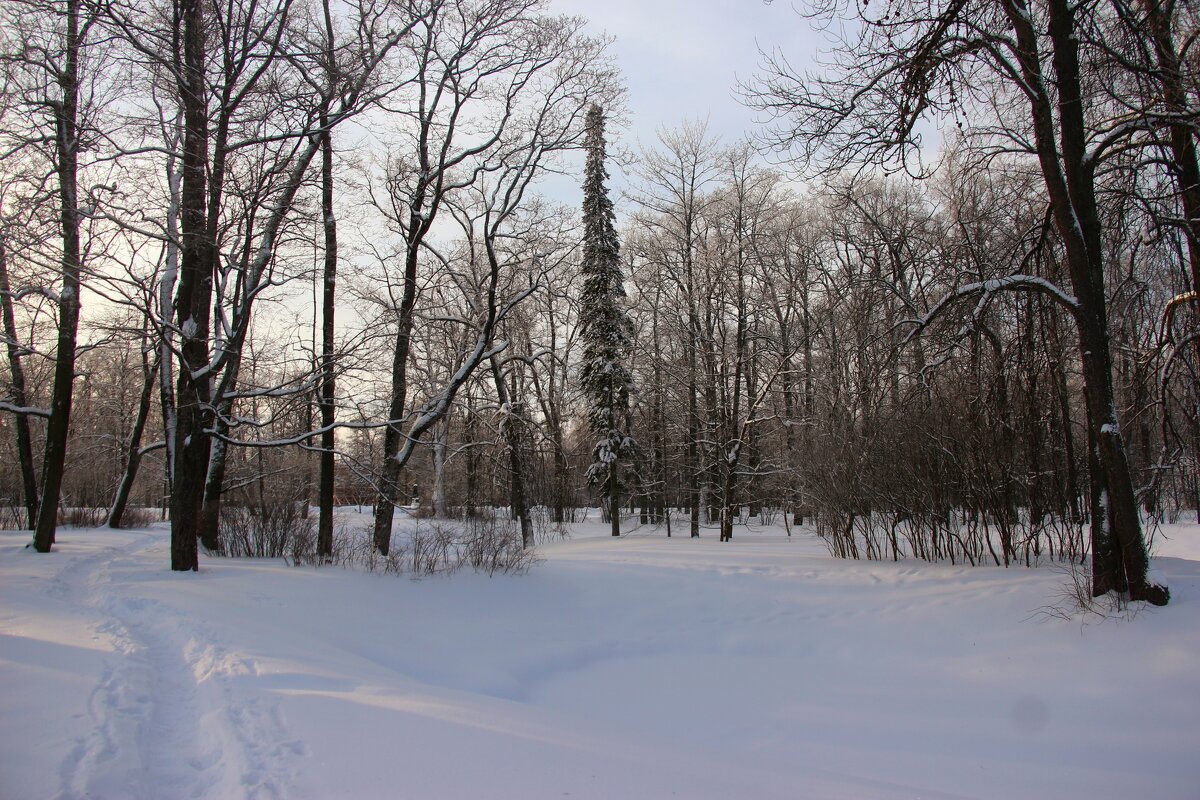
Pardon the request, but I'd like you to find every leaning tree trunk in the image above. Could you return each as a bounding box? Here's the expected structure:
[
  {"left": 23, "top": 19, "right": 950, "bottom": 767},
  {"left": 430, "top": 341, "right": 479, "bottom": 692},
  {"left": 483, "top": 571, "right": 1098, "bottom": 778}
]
[
  {"left": 33, "top": 0, "right": 83, "bottom": 553},
  {"left": 372, "top": 212, "right": 425, "bottom": 556},
  {"left": 107, "top": 346, "right": 158, "bottom": 528}
]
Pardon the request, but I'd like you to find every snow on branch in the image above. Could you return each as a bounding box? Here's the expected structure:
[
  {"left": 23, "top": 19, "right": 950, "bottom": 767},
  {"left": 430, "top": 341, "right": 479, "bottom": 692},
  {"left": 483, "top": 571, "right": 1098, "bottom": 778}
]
[
  {"left": 1162, "top": 290, "right": 1199, "bottom": 341},
  {"left": 905, "top": 274, "right": 1078, "bottom": 344},
  {"left": 0, "top": 400, "right": 51, "bottom": 417}
]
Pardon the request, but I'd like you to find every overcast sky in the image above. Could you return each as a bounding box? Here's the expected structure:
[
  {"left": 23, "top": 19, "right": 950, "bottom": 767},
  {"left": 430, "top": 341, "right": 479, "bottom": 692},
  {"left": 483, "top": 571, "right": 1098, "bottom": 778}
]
[{"left": 551, "top": 0, "right": 824, "bottom": 154}]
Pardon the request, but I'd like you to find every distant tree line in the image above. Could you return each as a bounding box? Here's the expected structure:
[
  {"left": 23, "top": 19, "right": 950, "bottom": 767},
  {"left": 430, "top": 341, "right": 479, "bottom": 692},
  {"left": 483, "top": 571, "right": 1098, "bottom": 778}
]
[{"left": 2, "top": 0, "right": 1196, "bottom": 606}]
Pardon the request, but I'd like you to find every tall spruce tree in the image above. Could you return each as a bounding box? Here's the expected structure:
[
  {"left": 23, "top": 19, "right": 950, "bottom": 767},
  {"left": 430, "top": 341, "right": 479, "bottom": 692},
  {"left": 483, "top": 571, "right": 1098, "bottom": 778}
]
[{"left": 579, "top": 104, "right": 635, "bottom": 537}]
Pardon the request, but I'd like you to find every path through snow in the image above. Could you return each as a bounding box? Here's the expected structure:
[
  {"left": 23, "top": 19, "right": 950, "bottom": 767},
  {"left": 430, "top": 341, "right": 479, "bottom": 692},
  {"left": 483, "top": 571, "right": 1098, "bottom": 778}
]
[
  {"left": 2, "top": 519, "right": 1199, "bottom": 799},
  {"left": 6, "top": 529, "right": 301, "bottom": 800}
]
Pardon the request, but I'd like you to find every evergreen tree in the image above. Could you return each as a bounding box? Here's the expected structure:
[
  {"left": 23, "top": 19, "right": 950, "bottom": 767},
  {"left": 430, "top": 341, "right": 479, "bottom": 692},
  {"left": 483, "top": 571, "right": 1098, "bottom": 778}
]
[{"left": 579, "top": 104, "right": 635, "bottom": 537}]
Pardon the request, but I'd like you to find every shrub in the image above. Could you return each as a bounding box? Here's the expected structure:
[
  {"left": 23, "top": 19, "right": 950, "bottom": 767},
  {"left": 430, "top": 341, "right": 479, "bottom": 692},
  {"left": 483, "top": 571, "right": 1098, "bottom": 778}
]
[{"left": 216, "top": 502, "right": 315, "bottom": 560}]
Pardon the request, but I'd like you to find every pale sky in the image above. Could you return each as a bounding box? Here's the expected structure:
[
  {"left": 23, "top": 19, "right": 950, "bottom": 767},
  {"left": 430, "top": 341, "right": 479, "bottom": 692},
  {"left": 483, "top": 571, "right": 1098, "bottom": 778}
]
[{"left": 548, "top": 0, "right": 827, "bottom": 193}]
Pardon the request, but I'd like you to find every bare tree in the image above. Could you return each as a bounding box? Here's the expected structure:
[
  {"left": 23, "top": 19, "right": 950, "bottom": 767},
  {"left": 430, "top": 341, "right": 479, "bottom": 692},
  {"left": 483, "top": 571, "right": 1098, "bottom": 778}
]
[
  {"left": 747, "top": 0, "right": 1169, "bottom": 604},
  {"left": 100, "top": 0, "right": 417, "bottom": 569},
  {"left": 0, "top": 0, "right": 111, "bottom": 549},
  {"left": 628, "top": 120, "right": 721, "bottom": 537},
  {"left": 368, "top": 1, "right": 616, "bottom": 554},
  {"left": 0, "top": 230, "right": 39, "bottom": 528}
]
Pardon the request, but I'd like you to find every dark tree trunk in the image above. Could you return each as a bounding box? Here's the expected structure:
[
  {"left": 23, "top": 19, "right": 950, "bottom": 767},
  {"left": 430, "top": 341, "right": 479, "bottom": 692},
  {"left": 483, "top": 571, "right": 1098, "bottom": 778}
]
[
  {"left": 1005, "top": 0, "right": 1166, "bottom": 603},
  {"left": 372, "top": 209, "right": 426, "bottom": 556},
  {"left": 33, "top": 0, "right": 83, "bottom": 552},
  {"left": 609, "top": 468, "right": 620, "bottom": 537},
  {"left": 107, "top": 346, "right": 159, "bottom": 528},
  {"left": 197, "top": 413, "right": 230, "bottom": 551},
  {"left": 491, "top": 357, "right": 532, "bottom": 547},
  {"left": 170, "top": 0, "right": 213, "bottom": 571},
  {"left": 688, "top": 315, "right": 701, "bottom": 538},
  {"left": 0, "top": 236, "right": 39, "bottom": 529},
  {"left": 1140, "top": 0, "right": 1200, "bottom": 293},
  {"left": 317, "top": 92, "right": 337, "bottom": 558}
]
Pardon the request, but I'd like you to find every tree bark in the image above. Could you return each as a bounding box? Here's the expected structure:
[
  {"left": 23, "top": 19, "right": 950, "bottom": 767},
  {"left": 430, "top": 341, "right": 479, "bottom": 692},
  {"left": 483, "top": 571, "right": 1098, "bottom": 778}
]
[
  {"left": 1004, "top": 0, "right": 1166, "bottom": 603},
  {"left": 0, "top": 235, "right": 39, "bottom": 529},
  {"left": 170, "top": 0, "right": 212, "bottom": 571},
  {"left": 491, "top": 356, "right": 532, "bottom": 547},
  {"left": 33, "top": 0, "right": 83, "bottom": 552},
  {"left": 314, "top": 0, "right": 339, "bottom": 559},
  {"left": 107, "top": 344, "right": 159, "bottom": 528}
]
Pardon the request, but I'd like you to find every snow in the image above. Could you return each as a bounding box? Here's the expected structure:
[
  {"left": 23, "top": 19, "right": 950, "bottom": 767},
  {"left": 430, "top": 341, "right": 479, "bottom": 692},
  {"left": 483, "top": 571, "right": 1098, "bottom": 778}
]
[{"left": 3, "top": 515, "right": 1199, "bottom": 799}]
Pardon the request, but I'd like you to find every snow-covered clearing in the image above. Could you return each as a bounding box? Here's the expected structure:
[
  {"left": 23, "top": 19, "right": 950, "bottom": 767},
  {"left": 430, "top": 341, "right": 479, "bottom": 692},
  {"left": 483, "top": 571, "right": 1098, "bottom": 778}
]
[{"left": 2, "top": 515, "right": 1198, "bottom": 799}]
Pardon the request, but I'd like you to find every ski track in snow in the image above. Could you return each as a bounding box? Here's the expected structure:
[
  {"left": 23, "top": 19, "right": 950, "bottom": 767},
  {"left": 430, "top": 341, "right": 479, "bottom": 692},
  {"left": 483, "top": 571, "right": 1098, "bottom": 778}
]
[{"left": 48, "top": 533, "right": 302, "bottom": 800}]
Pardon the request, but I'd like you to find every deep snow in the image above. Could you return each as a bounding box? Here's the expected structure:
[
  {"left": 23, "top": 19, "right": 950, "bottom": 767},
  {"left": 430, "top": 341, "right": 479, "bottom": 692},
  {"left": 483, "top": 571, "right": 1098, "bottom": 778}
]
[{"left": 2, "top": 515, "right": 1198, "bottom": 799}]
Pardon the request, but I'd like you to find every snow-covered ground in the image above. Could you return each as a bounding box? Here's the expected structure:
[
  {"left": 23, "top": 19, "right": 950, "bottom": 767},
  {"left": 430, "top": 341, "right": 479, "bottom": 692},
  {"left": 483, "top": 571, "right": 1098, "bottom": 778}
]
[{"left": 2, "top": 514, "right": 1198, "bottom": 799}]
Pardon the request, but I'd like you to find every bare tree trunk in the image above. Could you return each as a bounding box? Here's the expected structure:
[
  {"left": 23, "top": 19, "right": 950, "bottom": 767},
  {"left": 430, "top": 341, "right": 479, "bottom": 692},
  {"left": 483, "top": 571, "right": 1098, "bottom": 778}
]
[
  {"left": 107, "top": 343, "right": 159, "bottom": 528},
  {"left": 609, "top": 468, "right": 620, "bottom": 537},
  {"left": 1006, "top": 0, "right": 1165, "bottom": 602},
  {"left": 156, "top": 146, "right": 182, "bottom": 509},
  {"left": 491, "top": 356, "right": 532, "bottom": 546},
  {"left": 33, "top": 0, "right": 83, "bottom": 552},
  {"left": 431, "top": 422, "right": 448, "bottom": 518},
  {"left": 197, "top": 414, "right": 230, "bottom": 550},
  {"left": 317, "top": 100, "right": 337, "bottom": 558},
  {"left": 0, "top": 235, "right": 39, "bottom": 528},
  {"left": 1140, "top": 0, "right": 1200, "bottom": 293},
  {"left": 464, "top": 393, "right": 479, "bottom": 519},
  {"left": 651, "top": 304, "right": 667, "bottom": 528},
  {"left": 688, "top": 313, "right": 701, "bottom": 537},
  {"left": 372, "top": 229, "right": 422, "bottom": 555},
  {"left": 170, "top": 0, "right": 212, "bottom": 571}
]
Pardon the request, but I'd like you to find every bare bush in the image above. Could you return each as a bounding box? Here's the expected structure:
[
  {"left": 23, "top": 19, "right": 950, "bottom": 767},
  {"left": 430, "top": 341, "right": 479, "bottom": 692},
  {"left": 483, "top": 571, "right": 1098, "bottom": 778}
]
[
  {"left": 1034, "top": 561, "right": 1142, "bottom": 622},
  {"left": 462, "top": 515, "right": 539, "bottom": 575},
  {"left": 0, "top": 505, "right": 26, "bottom": 530},
  {"left": 344, "top": 514, "right": 538, "bottom": 577},
  {"left": 113, "top": 506, "right": 156, "bottom": 529},
  {"left": 215, "top": 502, "right": 315, "bottom": 560},
  {"left": 61, "top": 507, "right": 107, "bottom": 528},
  {"left": 532, "top": 506, "right": 570, "bottom": 546}
]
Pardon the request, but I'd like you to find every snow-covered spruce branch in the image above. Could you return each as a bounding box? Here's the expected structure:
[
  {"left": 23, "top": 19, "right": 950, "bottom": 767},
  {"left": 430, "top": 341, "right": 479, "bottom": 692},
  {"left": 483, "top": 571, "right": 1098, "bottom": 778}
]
[{"left": 904, "top": 274, "right": 1079, "bottom": 344}]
